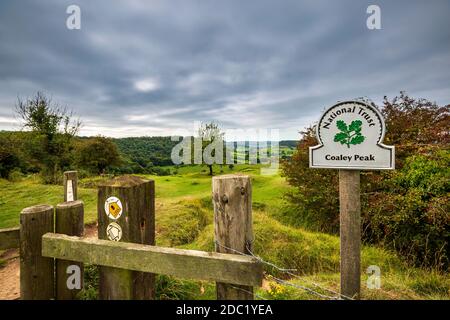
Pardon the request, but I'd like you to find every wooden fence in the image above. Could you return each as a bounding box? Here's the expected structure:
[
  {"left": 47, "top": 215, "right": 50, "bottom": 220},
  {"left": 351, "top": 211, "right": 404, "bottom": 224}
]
[{"left": 0, "top": 171, "right": 263, "bottom": 300}]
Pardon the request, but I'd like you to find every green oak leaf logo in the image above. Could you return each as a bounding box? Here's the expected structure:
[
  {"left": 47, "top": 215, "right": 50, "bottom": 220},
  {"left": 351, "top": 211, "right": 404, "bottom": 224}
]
[{"left": 333, "top": 120, "right": 365, "bottom": 148}]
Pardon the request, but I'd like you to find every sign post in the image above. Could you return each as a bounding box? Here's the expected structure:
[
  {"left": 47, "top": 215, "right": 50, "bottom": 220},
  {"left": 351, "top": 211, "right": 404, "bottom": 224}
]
[
  {"left": 97, "top": 175, "right": 156, "bottom": 299},
  {"left": 339, "top": 169, "right": 361, "bottom": 298},
  {"left": 63, "top": 171, "right": 78, "bottom": 202},
  {"left": 310, "top": 101, "right": 394, "bottom": 299}
]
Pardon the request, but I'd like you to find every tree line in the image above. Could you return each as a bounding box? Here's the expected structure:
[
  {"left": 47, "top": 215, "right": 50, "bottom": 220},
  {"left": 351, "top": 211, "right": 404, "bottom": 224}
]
[{"left": 1, "top": 92, "right": 297, "bottom": 180}]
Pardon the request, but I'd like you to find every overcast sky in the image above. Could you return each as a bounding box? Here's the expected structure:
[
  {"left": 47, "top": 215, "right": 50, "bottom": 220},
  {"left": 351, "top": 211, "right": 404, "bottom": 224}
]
[{"left": 0, "top": 0, "right": 449, "bottom": 139}]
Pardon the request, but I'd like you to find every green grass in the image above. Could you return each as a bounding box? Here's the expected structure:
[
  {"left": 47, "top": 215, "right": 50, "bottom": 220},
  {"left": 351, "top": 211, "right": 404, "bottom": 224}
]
[
  {"left": 176, "top": 208, "right": 449, "bottom": 300},
  {"left": 0, "top": 175, "right": 97, "bottom": 228},
  {"left": 1, "top": 165, "right": 448, "bottom": 300}
]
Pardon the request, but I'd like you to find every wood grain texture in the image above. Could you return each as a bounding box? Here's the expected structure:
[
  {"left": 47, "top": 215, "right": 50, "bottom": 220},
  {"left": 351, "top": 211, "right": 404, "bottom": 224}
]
[
  {"left": 0, "top": 227, "right": 20, "bottom": 250},
  {"left": 339, "top": 169, "right": 361, "bottom": 299},
  {"left": 97, "top": 175, "right": 155, "bottom": 300},
  {"left": 213, "top": 174, "right": 254, "bottom": 299},
  {"left": 55, "top": 200, "right": 84, "bottom": 300},
  {"left": 20, "top": 204, "right": 54, "bottom": 300},
  {"left": 42, "top": 233, "right": 263, "bottom": 286}
]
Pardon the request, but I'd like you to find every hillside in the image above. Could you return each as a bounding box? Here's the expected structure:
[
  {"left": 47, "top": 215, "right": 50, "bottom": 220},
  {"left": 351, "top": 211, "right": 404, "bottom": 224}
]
[
  {"left": 1, "top": 130, "right": 297, "bottom": 176},
  {"left": 113, "top": 136, "right": 298, "bottom": 168},
  {"left": 1, "top": 165, "right": 448, "bottom": 300}
]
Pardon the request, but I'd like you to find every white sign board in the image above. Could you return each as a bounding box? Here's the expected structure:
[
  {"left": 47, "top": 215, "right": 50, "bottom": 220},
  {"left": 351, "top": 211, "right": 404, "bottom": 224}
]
[
  {"left": 309, "top": 101, "right": 394, "bottom": 170},
  {"left": 66, "top": 180, "right": 74, "bottom": 202}
]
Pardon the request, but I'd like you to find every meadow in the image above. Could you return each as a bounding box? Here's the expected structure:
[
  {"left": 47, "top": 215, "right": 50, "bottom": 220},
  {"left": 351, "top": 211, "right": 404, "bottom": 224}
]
[{"left": 0, "top": 164, "right": 448, "bottom": 300}]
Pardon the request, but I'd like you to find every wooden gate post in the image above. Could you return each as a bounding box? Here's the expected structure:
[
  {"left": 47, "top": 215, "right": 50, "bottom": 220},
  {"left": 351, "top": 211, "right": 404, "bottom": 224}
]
[
  {"left": 20, "top": 204, "right": 55, "bottom": 300},
  {"left": 339, "top": 170, "right": 361, "bottom": 299},
  {"left": 213, "top": 174, "right": 254, "bottom": 300},
  {"left": 55, "top": 200, "right": 84, "bottom": 300},
  {"left": 97, "top": 175, "right": 155, "bottom": 300},
  {"left": 63, "top": 171, "right": 78, "bottom": 202}
]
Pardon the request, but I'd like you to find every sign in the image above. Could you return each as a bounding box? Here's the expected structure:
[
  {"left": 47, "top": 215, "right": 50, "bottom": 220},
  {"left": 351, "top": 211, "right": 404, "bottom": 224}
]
[
  {"left": 106, "top": 222, "right": 122, "bottom": 241},
  {"left": 104, "top": 196, "right": 123, "bottom": 220},
  {"left": 309, "top": 101, "right": 395, "bottom": 170},
  {"left": 66, "top": 180, "right": 74, "bottom": 202}
]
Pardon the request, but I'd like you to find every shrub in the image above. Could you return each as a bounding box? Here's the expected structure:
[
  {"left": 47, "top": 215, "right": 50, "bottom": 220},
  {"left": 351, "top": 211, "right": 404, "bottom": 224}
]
[
  {"left": 77, "top": 264, "right": 99, "bottom": 300},
  {"left": 0, "top": 133, "right": 23, "bottom": 178},
  {"left": 364, "top": 150, "right": 449, "bottom": 269},
  {"left": 7, "top": 168, "right": 24, "bottom": 182},
  {"left": 152, "top": 167, "right": 171, "bottom": 176}
]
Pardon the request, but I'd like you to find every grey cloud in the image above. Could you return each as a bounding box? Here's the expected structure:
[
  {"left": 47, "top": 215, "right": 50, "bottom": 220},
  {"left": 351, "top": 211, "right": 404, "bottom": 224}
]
[{"left": 0, "top": 0, "right": 449, "bottom": 138}]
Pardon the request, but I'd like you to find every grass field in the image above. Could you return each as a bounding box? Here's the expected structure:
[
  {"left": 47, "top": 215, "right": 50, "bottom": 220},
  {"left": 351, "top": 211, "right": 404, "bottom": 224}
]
[{"left": 0, "top": 164, "right": 448, "bottom": 300}]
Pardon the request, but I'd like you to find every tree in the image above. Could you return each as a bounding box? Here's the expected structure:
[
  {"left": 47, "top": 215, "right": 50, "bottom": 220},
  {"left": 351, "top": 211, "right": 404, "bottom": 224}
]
[
  {"left": 15, "top": 92, "right": 81, "bottom": 183},
  {"left": 382, "top": 92, "right": 450, "bottom": 167},
  {"left": 197, "top": 122, "right": 224, "bottom": 176},
  {"left": 0, "top": 133, "right": 22, "bottom": 178},
  {"left": 281, "top": 125, "right": 340, "bottom": 232},
  {"left": 77, "top": 136, "right": 122, "bottom": 174}
]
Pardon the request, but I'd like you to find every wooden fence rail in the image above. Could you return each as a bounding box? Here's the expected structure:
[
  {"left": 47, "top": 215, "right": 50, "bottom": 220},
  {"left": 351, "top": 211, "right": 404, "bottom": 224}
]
[
  {"left": 0, "top": 227, "right": 20, "bottom": 250},
  {"left": 42, "top": 233, "right": 263, "bottom": 287}
]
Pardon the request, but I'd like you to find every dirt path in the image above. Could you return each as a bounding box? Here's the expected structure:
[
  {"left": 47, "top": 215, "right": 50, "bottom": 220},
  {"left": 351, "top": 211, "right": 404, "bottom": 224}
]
[
  {"left": 0, "top": 249, "right": 20, "bottom": 300},
  {"left": 0, "top": 223, "right": 98, "bottom": 300}
]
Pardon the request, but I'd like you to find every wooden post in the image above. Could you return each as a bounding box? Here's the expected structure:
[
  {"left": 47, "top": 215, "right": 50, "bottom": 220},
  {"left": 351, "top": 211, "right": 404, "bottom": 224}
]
[
  {"left": 97, "top": 175, "right": 155, "bottom": 300},
  {"left": 63, "top": 171, "right": 78, "bottom": 202},
  {"left": 20, "top": 204, "right": 55, "bottom": 300},
  {"left": 339, "top": 170, "right": 361, "bottom": 299},
  {"left": 55, "top": 200, "right": 84, "bottom": 300},
  {"left": 213, "top": 174, "right": 254, "bottom": 300}
]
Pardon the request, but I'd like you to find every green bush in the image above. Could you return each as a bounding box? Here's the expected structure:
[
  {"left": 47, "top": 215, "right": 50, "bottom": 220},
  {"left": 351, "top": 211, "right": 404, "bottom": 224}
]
[
  {"left": 77, "top": 264, "right": 99, "bottom": 300},
  {"left": 364, "top": 150, "right": 449, "bottom": 269},
  {"left": 0, "top": 133, "right": 23, "bottom": 178},
  {"left": 7, "top": 168, "right": 24, "bottom": 182},
  {"left": 152, "top": 167, "right": 171, "bottom": 176}
]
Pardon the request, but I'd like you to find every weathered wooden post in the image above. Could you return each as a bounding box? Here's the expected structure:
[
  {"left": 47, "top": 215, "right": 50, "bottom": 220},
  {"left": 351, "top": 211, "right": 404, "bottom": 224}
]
[
  {"left": 213, "top": 174, "right": 254, "bottom": 300},
  {"left": 339, "top": 170, "right": 361, "bottom": 298},
  {"left": 310, "top": 101, "right": 395, "bottom": 299},
  {"left": 97, "top": 175, "right": 155, "bottom": 300},
  {"left": 63, "top": 171, "right": 78, "bottom": 202},
  {"left": 20, "top": 204, "right": 55, "bottom": 300},
  {"left": 55, "top": 200, "right": 84, "bottom": 300}
]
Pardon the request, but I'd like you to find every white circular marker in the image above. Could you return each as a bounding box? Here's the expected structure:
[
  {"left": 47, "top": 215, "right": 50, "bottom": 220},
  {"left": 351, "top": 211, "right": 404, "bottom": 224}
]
[
  {"left": 106, "top": 222, "right": 122, "bottom": 241},
  {"left": 104, "top": 196, "right": 123, "bottom": 220}
]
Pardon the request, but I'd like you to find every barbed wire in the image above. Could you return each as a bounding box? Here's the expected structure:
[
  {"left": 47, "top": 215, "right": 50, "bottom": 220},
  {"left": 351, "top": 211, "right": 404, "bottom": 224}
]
[
  {"left": 244, "top": 244, "right": 355, "bottom": 300},
  {"left": 270, "top": 275, "right": 336, "bottom": 300},
  {"left": 215, "top": 240, "right": 354, "bottom": 300},
  {"left": 229, "top": 285, "right": 268, "bottom": 300},
  {"left": 215, "top": 240, "right": 296, "bottom": 272}
]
